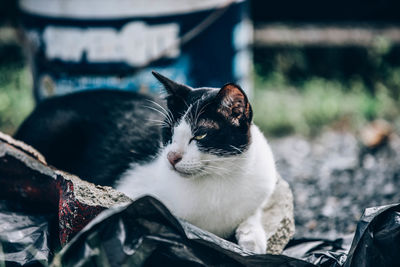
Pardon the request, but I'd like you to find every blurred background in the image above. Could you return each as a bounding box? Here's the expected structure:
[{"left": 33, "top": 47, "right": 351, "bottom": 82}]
[{"left": 1, "top": 0, "right": 400, "bottom": 239}]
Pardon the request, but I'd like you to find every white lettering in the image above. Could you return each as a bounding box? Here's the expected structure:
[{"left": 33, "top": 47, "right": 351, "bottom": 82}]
[{"left": 42, "top": 22, "right": 180, "bottom": 66}]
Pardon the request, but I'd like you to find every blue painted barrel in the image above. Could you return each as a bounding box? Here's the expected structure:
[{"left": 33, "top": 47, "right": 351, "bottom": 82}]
[{"left": 19, "top": 0, "right": 253, "bottom": 101}]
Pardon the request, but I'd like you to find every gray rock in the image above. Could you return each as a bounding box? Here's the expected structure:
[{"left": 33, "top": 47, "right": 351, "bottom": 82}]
[{"left": 262, "top": 174, "right": 295, "bottom": 254}]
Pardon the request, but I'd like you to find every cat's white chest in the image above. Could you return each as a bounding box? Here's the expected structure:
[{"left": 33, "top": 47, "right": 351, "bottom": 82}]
[
  {"left": 116, "top": 125, "right": 277, "bottom": 238},
  {"left": 117, "top": 160, "right": 270, "bottom": 237},
  {"left": 177, "top": 173, "right": 271, "bottom": 237}
]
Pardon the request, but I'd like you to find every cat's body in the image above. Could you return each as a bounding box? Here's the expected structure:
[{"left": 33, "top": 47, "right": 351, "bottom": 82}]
[
  {"left": 117, "top": 123, "right": 276, "bottom": 238},
  {"left": 15, "top": 72, "right": 277, "bottom": 253}
]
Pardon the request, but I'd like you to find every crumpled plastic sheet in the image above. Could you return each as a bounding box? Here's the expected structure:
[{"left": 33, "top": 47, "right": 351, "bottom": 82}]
[
  {"left": 283, "top": 237, "right": 352, "bottom": 267},
  {"left": 343, "top": 203, "right": 400, "bottom": 267},
  {"left": 0, "top": 201, "right": 55, "bottom": 267},
  {"left": 1, "top": 196, "right": 400, "bottom": 267}
]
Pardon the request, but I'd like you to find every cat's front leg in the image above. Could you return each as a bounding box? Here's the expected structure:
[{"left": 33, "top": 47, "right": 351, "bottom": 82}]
[{"left": 235, "top": 207, "right": 267, "bottom": 254}]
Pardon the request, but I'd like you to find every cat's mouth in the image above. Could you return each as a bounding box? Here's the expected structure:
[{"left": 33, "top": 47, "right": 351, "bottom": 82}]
[
  {"left": 173, "top": 166, "right": 205, "bottom": 178},
  {"left": 174, "top": 168, "right": 199, "bottom": 178},
  {"left": 167, "top": 157, "right": 209, "bottom": 178}
]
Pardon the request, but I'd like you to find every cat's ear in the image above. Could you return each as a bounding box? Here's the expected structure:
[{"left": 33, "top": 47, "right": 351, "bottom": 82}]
[
  {"left": 215, "top": 83, "right": 252, "bottom": 126},
  {"left": 152, "top": 71, "right": 192, "bottom": 98}
]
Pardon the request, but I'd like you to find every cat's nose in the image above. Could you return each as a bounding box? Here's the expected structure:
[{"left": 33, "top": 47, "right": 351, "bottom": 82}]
[{"left": 167, "top": 151, "right": 182, "bottom": 167}]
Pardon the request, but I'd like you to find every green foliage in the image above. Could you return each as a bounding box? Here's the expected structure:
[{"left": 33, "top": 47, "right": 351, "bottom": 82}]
[
  {"left": 0, "top": 65, "right": 34, "bottom": 134},
  {"left": 253, "top": 42, "right": 400, "bottom": 137},
  {"left": 0, "top": 61, "right": 399, "bottom": 138},
  {"left": 253, "top": 68, "right": 400, "bottom": 137}
]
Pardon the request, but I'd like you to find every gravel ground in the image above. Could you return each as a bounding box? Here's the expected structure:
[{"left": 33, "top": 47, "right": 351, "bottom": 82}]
[{"left": 270, "top": 130, "right": 400, "bottom": 239}]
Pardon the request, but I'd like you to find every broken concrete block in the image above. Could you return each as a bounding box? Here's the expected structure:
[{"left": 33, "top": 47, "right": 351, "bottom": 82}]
[
  {"left": 263, "top": 174, "right": 295, "bottom": 254},
  {"left": 0, "top": 133, "right": 131, "bottom": 245}
]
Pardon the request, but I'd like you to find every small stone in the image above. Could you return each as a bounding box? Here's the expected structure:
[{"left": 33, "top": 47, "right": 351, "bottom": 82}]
[
  {"left": 363, "top": 154, "right": 376, "bottom": 169},
  {"left": 382, "top": 183, "right": 395, "bottom": 196},
  {"left": 321, "top": 197, "right": 338, "bottom": 217},
  {"left": 360, "top": 119, "right": 392, "bottom": 148},
  {"left": 306, "top": 220, "right": 317, "bottom": 230}
]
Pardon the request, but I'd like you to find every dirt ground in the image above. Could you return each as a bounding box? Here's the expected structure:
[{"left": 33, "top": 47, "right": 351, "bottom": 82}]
[{"left": 270, "top": 130, "right": 400, "bottom": 239}]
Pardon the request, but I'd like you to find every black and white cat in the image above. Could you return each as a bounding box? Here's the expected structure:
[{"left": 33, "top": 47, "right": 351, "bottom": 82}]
[{"left": 15, "top": 72, "right": 277, "bottom": 254}]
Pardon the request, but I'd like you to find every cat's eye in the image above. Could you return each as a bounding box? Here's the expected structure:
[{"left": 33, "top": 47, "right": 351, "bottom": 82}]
[{"left": 193, "top": 133, "right": 207, "bottom": 140}]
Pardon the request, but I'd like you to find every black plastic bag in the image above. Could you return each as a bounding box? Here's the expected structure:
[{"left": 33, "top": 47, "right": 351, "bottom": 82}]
[
  {"left": 1, "top": 196, "right": 400, "bottom": 266},
  {"left": 343, "top": 203, "right": 400, "bottom": 267},
  {"left": 284, "top": 203, "right": 400, "bottom": 267},
  {"left": 0, "top": 201, "right": 54, "bottom": 267},
  {"left": 56, "top": 197, "right": 311, "bottom": 267}
]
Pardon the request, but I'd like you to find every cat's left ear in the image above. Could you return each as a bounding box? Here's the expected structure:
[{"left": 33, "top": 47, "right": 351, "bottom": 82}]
[
  {"left": 152, "top": 71, "right": 192, "bottom": 98},
  {"left": 215, "top": 83, "right": 253, "bottom": 126}
]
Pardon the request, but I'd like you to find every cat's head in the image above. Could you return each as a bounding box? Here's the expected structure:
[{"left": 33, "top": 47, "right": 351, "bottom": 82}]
[{"left": 152, "top": 71, "right": 253, "bottom": 178}]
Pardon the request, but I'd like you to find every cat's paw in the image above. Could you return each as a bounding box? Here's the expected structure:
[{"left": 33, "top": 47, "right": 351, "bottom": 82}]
[{"left": 235, "top": 223, "right": 267, "bottom": 254}]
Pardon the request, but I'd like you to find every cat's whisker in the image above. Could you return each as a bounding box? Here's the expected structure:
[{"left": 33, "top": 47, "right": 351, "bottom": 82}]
[
  {"left": 186, "top": 104, "right": 195, "bottom": 125},
  {"left": 202, "top": 168, "right": 228, "bottom": 178},
  {"left": 198, "top": 168, "right": 212, "bottom": 176},
  {"left": 143, "top": 105, "right": 168, "bottom": 118},
  {"left": 146, "top": 118, "right": 171, "bottom": 128},
  {"left": 144, "top": 100, "right": 174, "bottom": 126},
  {"left": 201, "top": 160, "right": 251, "bottom": 175},
  {"left": 143, "top": 105, "right": 173, "bottom": 126},
  {"left": 202, "top": 163, "right": 229, "bottom": 169},
  {"left": 200, "top": 166, "right": 222, "bottom": 175},
  {"left": 199, "top": 157, "right": 247, "bottom": 162},
  {"left": 202, "top": 165, "right": 230, "bottom": 173},
  {"left": 193, "top": 101, "right": 201, "bottom": 125},
  {"left": 230, "top": 145, "right": 244, "bottom": 153},
  {"left": 145, "top": 100, "right": 175, "bottom": 126},
  {"left": 185, "top": 104, "right": 194, "bottom": 126},
  {"left": 194, "top": 101, "right": 211, "bottom": 125},
  {"left": 147, "top": 119, "right": 170, "bottom": 125},
  {"left": 202, "top": 169, "right": 229, "bottom": 176},
  {"left": 181, "top": 98, "right": 190, "bottom": 110},
  {"left": 148, "top": 123, "right": 170, "bottom": 128},
  {"left": 147, "top": 118, "right": 167, "bottom": 123},
  {"left": 189, "top": 103, "right": 200, "bottom": 126}
]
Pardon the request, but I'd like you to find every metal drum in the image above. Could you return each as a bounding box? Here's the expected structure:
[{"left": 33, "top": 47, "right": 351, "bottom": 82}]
[{"left": 19, "top": 0, "right": 252, "bottom": 101}]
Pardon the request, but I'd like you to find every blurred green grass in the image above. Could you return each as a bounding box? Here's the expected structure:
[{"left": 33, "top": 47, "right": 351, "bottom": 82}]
[
  {"left": 253, "top": 69, "right": 400, "bottom": 137},
  {"left": 1, "top": 62, "right": 398, "bottom": 138},
  {"left": 0, "top": 27, "right": 34, "bottom": 135},
  {"left": 0, "top": 65, "right": 34, "bottom": 134}
]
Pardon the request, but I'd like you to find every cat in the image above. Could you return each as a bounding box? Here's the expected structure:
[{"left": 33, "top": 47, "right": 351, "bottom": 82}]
[{"left": 15, "top": 71, "right": 278, "bottom": 254}]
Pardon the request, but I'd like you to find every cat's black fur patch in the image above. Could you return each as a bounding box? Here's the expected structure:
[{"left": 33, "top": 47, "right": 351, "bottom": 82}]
[
  {"left": 182, "top": 88, "right": 252, "bottom": 156},
  {"left": 16, "top": 73, "right": 253, "bottom": 186},
  {"left": 15, "top": 90, "right": 163, "bottom": 186}
]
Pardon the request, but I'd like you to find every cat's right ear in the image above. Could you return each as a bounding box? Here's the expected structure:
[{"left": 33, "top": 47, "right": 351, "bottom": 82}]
[
  {"left": 215, "top": 83, "right": 252, "bottom": 127},
  {"left": 152, "top": 71, "right": 192, "bottom": 98}
]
